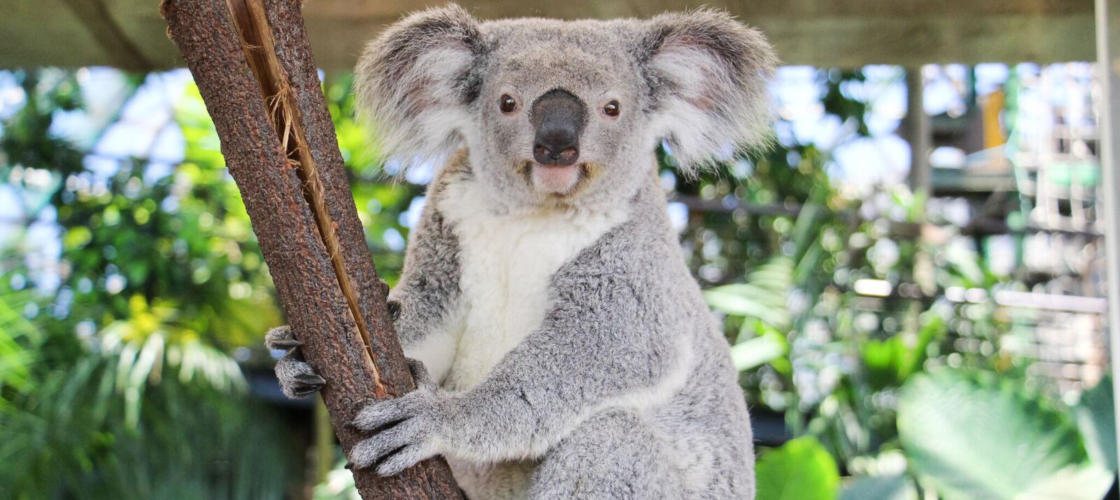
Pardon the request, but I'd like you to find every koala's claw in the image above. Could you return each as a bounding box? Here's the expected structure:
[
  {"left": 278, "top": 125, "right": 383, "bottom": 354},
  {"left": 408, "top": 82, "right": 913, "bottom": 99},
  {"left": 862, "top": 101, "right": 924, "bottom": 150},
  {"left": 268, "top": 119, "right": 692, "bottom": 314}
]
[
  {"left": 266, "top": 325, "right": 325, "bottom": 399},
  {"left": 349, "top": 380, "right": 443, "bottom": 474},
  {"left": 350, "top": 417, "right": 423, "bottom": 470},
  {"left": 286, "top": 383, "right": 324, "bottom": 399},
  {"left": 268, "top": 337, "right": 303, "bottom": 350},
  {"left": 350, "top": 417, "right": 436, "bottom": 475},
  {"left": 265, "top": 326, "right": 302, "bottom": 350},
  {"left": 294, "top": 372, "right": 327, "bottom": 386},
  {"left": 353, "top": 390, "right": 427, "bottom": 432},
  {"left": 386, "top": 299, "right": 401, "bottom": 322},
  {"left": 276, "top": 355, "right": 325, "bottom": 398},
  {"left": 376, "top": 444, "right": 429, "bottom": 477},
  {"left": 406, "top": 357, "right": 434, "bottom": 388}
]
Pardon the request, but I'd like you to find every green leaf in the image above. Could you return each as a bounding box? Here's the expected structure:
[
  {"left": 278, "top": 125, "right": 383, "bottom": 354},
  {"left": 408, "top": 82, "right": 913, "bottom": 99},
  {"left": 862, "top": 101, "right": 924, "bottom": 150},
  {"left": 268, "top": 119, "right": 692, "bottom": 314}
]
[
  {"left": 860, "top": 316, "right": 941, "bottom": 390},
  {"left": 839, "top": 475, "right": 916, "bottom": 500},
  {"left": 705, "top": 287, "right": 790, "bottom": 327},
  {"left": 790, "top": 204, "right": 822, "bottom": 262},
  {"left": 1076, "top": 377, "right": 1117, "bottom": 472},
  {"left": 730, "top": 333, "right": 786, "bottom": 372},
  {"left": 898, "top": 371, "right": 1108, "bottom": 500},
  {"left": 709, "top": 283, "right": 786, "bottom": 309},
  {"left": 1017, "top": 464, "right": 1113, "bottom": 500},
  {"left": 756, "top": 436, "right": 840, "bottom": 500},
  {"left": 704, "top": 256, "right": 795, "bottom": 333}
]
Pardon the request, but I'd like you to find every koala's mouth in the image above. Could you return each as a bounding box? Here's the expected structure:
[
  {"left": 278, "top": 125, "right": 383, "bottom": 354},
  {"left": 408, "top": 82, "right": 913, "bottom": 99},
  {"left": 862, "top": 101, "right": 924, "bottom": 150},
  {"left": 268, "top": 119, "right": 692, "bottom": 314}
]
[{"left": 519, "top": 160, "right": 596, "bottom": 196}]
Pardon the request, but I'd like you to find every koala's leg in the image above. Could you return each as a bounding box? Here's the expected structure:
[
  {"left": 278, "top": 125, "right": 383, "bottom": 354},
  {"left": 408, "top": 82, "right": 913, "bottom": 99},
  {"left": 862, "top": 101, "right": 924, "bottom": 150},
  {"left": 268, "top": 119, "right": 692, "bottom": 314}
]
[
  {"left": 528, "top": 409, "right": 684, "bottom": 500},
  {"left": 265, "top": 326, "right": 326, "bottom": 399}
]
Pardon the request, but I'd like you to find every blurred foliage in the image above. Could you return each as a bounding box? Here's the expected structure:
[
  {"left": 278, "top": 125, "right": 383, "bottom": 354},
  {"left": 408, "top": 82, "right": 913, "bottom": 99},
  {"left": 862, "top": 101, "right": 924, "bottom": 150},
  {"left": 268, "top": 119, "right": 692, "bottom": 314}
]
[
  {"left": 695, "top": 66, "right": 1115, "bottom": 499},
  {"left": 324, "top": 73, "right": 423, "bottom": 284},
  {"left": 897, "top": 371, "right": 1111, "bottom": 499},
  {"left": 0, "top": 280, "right": 293, "bottom": 498},
  {"left": 0, "top": 70, "right": 85, "bottom": 179},
  {"left": 755, "top": 436, "right": 840, "bottom": 500},
  {"left": 838, "top": 474, "right": 916, "bottom": 500},
  {"left": 0, "top": 69, "right": 300, "bottom": 498},
  {"left": 312, "top": 458, "right": 359, "bottom": 500}
]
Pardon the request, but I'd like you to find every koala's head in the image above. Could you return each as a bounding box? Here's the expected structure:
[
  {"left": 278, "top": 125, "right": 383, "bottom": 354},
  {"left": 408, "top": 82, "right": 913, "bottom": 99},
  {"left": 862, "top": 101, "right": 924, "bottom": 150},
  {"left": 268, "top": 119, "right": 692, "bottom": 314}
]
[{"left": 356, "top": 5, "right": 776, "bottom": 209}]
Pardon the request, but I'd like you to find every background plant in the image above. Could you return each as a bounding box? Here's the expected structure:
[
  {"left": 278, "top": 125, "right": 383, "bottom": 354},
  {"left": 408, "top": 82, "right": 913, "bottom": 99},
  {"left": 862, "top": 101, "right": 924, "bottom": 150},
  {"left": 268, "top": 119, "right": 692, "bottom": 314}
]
[{"left": 0, "top": 64, "right": 1113, "bottom": 499}]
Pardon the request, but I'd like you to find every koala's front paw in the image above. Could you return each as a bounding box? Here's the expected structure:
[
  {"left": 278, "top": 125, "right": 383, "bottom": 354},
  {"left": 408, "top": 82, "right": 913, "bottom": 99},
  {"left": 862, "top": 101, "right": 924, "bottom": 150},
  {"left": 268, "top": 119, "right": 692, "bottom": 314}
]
[
  {"left": 349, "top": 359, "right": 444, "bottom": 476},
  {"left": 266, "top": 326, "right": 325, "bottom": 399}
]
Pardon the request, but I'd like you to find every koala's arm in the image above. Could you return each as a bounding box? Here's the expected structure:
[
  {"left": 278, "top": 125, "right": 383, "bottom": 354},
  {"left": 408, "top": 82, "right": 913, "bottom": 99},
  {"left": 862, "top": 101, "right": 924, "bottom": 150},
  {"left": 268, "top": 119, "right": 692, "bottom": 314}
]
[
  {"left": 447, "top": 264, "right": 685, "bottom": 461},
  {"left": 390, "top": 196, "right": 461, "bottom": 344},
  {"left": 348, "top": 221, "right": 692, "bottom": 472}
]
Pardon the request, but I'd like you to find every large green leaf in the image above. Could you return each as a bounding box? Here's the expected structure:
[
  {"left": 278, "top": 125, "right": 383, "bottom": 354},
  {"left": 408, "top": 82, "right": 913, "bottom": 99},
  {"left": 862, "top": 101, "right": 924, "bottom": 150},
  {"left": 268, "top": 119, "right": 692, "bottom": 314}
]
[
  {"left": 839, "top": 475, "right": 916, "bottom": 500},
  {"left": 1017, "top": 465, "right": 1113, "bottom": 499},
  {"left": 898, "top": 371, "right": 1110, "bottom": 500},
  {"left": 1076, "top": 377, "right": 1117, "bottom": 472},
  {"left": 756, "top": 436, "right": 840, "bottom": 500},
  {"left": 861, "top": 315, "right": 944, "bottom": 390},
  {"left": 704, "top": 256, "right": 794, "bottom": 330},
  {"left": 729, "top": 333, "right": 786, "bottom": 372},
  {"left": 705, "top": 287, "right": 790, "bottom": 328},
  {"left": 0, "top": 285, "right": 39, "bottom": 396}
]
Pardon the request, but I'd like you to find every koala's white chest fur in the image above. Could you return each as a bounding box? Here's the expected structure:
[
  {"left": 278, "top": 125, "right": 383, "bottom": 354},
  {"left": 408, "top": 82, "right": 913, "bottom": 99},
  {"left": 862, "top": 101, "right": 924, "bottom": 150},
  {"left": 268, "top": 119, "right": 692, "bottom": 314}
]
[{"left": 435, "top": 176, "right": 627, "bottom": 392}]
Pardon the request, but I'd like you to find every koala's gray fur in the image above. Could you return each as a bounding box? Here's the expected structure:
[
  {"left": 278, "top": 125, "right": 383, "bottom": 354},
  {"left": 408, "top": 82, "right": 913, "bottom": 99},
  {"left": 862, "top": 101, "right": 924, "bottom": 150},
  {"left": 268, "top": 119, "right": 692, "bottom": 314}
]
[{"left": 268, "top": 5, "right": 775, "bottom": 498}]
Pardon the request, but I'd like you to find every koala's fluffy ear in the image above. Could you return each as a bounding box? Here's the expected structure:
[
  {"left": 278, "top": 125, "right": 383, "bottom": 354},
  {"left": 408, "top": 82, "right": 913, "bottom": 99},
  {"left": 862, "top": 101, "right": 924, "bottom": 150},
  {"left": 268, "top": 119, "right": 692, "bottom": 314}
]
[
  {"left": 355, "top": 5, "right": 487, "bottom": 165},
  {"left": 638, "top": 10, "right": 777, "bottom": 174}
]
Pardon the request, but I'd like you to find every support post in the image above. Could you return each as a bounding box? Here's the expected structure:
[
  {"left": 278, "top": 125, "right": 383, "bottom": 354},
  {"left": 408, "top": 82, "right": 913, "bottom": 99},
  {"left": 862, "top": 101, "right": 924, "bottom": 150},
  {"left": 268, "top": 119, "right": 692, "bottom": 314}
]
[
  {"left": 1097, "top": 0, "right": 1120, "bottom": 477},
  {"left": 906, "top": 66, "right": 932, "bottom": 196}
]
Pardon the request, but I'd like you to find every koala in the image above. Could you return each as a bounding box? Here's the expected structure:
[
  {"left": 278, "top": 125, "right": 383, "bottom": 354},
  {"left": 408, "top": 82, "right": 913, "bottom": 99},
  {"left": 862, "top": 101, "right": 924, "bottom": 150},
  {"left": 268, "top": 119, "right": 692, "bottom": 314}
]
[{"left": 265, "top": 4, "right": 775, "bottom": 499}]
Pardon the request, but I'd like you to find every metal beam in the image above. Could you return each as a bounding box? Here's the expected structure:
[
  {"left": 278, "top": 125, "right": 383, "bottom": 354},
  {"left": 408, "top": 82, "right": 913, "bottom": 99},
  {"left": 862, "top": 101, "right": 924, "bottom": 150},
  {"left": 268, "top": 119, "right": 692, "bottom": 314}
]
[
  {"left": 0, "top": 0, "right": 1104, "bottom": 71},
  {"left": 60, "top": 0, "right": 153, "bottom": 70}
]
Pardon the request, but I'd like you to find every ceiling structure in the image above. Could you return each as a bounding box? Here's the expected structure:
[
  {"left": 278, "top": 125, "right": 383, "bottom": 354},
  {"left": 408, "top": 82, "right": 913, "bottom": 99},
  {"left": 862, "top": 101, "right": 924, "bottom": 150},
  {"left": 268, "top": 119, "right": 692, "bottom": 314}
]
[{"left": 0, "top": 0, "right": 1100, "bottom": 72}]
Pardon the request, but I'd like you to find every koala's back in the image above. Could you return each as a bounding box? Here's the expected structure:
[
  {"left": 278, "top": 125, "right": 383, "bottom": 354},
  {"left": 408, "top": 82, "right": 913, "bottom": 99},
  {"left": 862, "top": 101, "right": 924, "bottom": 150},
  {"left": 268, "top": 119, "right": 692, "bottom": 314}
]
[
  {"left": 550, "top": 179, "right": 755, "bottom": 496},
  {"left": 651, "top": 335, "right": 756, "bottom": 494}
]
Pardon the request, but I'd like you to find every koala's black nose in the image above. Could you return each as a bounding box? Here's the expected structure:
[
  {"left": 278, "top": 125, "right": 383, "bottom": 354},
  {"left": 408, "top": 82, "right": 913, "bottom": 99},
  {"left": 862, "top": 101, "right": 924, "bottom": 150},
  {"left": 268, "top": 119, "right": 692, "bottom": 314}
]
[{"left": 530, "top": 88, "right": 586, "bottom": 166}]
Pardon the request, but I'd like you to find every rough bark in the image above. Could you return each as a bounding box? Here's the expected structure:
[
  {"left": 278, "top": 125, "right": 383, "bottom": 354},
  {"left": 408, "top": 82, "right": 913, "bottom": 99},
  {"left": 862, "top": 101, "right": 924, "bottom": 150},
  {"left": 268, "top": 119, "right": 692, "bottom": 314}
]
[{"left": 159, "top": 0, "right": 463, "bottom": 498}]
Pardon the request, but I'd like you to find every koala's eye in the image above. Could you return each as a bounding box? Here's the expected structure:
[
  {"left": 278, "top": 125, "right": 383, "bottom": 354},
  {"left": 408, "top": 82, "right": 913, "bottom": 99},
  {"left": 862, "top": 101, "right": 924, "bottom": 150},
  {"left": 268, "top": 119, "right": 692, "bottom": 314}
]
[
  {"left": 499, "top": 94, "right": 517, "bottom": 114},
  {"left": 603, "top": 100, "right": 620, "bottom": 117}
]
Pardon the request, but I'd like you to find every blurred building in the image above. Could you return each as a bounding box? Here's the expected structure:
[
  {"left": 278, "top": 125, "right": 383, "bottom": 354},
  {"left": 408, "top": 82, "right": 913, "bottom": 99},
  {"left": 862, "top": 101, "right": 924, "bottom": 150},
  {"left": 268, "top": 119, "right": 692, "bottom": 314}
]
[{"left": 926, "top": 63, "right": 1108, "bottom": 395}]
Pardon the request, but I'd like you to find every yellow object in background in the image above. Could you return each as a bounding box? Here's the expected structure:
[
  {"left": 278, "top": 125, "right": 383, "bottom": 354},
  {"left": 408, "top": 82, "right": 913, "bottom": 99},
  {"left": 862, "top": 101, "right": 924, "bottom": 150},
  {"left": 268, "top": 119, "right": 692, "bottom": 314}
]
[{"left": 982, "top": 89, "right": 1006, "bottom": 149}]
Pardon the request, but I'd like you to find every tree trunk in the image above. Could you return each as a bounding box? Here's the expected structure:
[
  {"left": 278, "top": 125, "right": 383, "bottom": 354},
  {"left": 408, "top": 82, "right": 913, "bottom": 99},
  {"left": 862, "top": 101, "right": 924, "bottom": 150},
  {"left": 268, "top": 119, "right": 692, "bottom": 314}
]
[{"left": 159, "top": 0, "right": 463, "bottom": 498}]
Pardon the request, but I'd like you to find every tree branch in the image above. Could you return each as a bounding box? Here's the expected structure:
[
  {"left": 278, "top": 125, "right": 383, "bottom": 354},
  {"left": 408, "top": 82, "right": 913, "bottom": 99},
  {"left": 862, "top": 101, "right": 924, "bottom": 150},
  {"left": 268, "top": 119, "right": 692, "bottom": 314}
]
[{"left": 159, "top": 0, "right": 462, "bottom": 497}]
